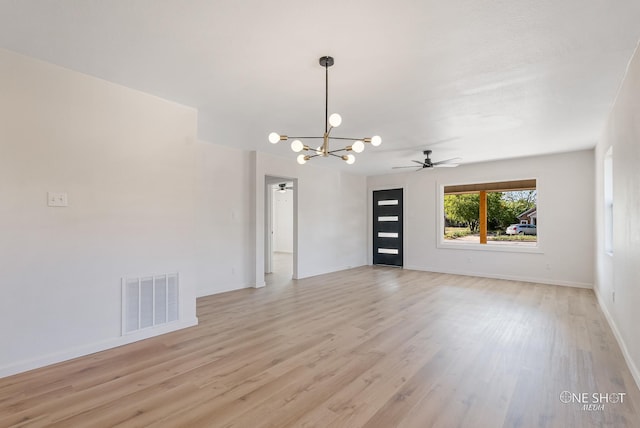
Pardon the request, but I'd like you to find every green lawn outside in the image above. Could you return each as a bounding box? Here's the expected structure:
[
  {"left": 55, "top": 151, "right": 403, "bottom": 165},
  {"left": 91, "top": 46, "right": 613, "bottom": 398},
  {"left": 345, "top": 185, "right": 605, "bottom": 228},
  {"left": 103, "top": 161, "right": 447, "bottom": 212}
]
[{"left": 444, "top": 227, "right": 537, "bottom": 242}]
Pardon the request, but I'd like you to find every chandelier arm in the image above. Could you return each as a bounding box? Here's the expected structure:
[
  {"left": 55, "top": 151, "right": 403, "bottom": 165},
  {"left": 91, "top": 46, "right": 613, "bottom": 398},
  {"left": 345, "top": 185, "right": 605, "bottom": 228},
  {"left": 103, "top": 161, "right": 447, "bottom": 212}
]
[
  {"left": 326, "top": 136, "right": 366, "bottom": 141},
  {"left": 327, "top": 148, "right": 349, "bottom": 154},
  {"left": 286, "top": 136, "right": 325, "bottom": 140},
  {"left": 327, "top": 152, "right": 345, "bottom": 158}
]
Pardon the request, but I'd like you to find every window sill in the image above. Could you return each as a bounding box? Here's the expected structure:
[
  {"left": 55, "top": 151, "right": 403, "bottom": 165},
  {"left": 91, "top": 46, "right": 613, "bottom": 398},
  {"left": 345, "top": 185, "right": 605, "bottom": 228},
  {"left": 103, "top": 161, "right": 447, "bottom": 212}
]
[{"left": 437, "top": 241, "right": 543, "bottom": 254}]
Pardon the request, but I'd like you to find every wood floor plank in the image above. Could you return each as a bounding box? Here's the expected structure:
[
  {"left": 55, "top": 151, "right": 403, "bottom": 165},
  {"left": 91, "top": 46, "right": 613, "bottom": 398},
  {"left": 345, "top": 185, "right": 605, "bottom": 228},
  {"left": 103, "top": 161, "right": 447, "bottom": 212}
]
[{"left": 1, "top": 265, "right": 639, "bottom": 427}]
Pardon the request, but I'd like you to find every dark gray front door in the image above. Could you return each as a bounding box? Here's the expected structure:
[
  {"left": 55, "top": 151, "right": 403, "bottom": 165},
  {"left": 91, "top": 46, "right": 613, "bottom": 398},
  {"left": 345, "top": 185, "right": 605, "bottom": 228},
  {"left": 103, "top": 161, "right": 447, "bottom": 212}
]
[{"left": 373, "top": 188, "right": 403, "bottom": 267}]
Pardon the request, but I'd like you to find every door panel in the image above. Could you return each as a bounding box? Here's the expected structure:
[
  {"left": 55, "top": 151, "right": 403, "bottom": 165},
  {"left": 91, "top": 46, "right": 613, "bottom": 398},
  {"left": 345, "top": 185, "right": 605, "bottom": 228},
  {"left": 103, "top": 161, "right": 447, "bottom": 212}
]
[{"left": 373, "top": 189, "right": 403, "bottom": 266}]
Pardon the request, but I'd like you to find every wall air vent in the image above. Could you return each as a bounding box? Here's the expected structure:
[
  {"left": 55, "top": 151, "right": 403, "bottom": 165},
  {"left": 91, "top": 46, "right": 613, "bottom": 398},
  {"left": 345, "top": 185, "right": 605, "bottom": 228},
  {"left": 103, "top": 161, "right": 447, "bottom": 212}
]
[{"left": 122, "top": 273, "right": 179, "bottom": 335}]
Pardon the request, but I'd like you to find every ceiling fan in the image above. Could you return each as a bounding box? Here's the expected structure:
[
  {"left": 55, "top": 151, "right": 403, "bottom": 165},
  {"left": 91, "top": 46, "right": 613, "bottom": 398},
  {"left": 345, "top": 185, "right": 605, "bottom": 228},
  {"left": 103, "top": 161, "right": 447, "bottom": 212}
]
[
  {"left": 392, "top": 150, "right": 461, "bottom": 171},
  {"left": 276, "top": 183, "right": 294, "bottom": 193}
]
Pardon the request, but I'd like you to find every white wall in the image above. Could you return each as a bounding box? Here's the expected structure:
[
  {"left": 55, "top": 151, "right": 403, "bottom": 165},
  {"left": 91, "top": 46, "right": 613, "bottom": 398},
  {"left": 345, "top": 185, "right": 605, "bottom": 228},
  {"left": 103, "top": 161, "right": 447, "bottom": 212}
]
[
  {"left": 272, "top": 187, "right": 293, "bottom": 253},
  {"left": 192, "top": 142, "right": 253, "bottom": 297},
  {"left": 594, "top": 43, "right": 640, "bottom": 386},
  {"left": 0, "top": 49, "right": 262, "bottom": 377},
  {"left": 253, "top": 152, "right": 367, "bottom": 285},
  {"left": 367, "top": 150, "right": 595, "bottom": 287},
  {"left": 0, "top": 49, "right": 261, "bottom": 377}
]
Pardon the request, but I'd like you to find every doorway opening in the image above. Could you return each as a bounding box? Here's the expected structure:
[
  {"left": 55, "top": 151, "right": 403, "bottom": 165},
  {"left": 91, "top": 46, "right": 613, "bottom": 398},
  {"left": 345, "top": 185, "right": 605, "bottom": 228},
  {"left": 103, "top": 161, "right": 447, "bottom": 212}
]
[{"left": 265, "top": 176, "right": 297, "bottom": 285}]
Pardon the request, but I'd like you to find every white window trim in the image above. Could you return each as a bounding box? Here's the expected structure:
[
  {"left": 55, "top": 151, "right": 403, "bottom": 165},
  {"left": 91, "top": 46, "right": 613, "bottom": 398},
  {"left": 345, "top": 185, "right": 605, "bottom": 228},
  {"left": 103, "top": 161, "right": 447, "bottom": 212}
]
[{"left": 604, "top": 146, "right": 614, "bottom": 256}]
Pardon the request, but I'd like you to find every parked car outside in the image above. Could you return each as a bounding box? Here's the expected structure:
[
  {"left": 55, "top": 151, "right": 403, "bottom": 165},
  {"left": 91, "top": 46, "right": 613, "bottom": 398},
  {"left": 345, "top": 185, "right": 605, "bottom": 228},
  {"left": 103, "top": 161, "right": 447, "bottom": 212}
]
[{"left": 506, "top": 224, "right": 537, "bottom": 235}]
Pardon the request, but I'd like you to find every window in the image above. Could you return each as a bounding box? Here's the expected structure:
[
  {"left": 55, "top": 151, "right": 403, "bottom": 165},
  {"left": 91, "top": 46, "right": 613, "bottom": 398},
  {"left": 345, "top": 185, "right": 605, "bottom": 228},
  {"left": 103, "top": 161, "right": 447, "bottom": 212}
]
[
  {"left": 441, "top": 179, "right": 537, "bottom": 248},
  {"left": 604, "top": 147, "right": 613, "bottom": 255}
]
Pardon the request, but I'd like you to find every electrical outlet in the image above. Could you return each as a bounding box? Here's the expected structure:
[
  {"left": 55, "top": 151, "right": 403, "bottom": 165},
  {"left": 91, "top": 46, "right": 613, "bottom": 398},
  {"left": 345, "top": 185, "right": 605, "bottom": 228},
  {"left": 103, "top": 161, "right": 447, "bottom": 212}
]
[{"left": 47, "top": 192, "right": 68, "bottom": 207}]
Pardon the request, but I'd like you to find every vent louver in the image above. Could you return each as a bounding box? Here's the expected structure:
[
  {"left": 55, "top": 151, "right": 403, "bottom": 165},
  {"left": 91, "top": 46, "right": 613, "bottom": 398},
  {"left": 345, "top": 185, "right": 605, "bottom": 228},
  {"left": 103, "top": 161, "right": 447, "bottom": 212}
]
[{"left": 122, "top": 273, "right": 179, "bottom": 335}]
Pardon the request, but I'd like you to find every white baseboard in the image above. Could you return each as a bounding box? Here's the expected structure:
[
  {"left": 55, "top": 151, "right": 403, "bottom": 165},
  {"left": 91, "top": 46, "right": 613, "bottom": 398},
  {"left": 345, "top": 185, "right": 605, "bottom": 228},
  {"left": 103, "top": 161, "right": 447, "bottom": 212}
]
[
  {"left": 403, "top": 265, "right": 593, "bottom": 289},
  {"left": 296, "top": 263, "right": 367, "bottom": 280},
  {"left": 0, "top": 317, "right": 198, "bottom": 380},
  {"left": 197, "top": 282, "right": 252, "bottom": 297},
  {"left": 593, "top": 287, "right": 640, "bottom": 391}
]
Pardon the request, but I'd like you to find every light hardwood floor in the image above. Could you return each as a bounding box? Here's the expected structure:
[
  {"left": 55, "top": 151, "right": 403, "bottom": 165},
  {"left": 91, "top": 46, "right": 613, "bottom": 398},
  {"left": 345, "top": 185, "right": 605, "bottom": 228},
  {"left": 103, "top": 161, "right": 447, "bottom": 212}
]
[
  {"left": 1, "top": 267, "right": 639, "bottom": 427},
  {"left": 265, "top": 251, "right": 293, "bottom": 286}
]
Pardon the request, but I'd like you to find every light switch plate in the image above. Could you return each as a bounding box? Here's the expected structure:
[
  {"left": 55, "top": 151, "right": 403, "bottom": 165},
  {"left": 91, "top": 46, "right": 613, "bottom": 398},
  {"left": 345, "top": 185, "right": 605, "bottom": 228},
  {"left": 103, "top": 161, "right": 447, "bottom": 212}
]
[{"left": 48, "top": 192, "right": 68, "bottom": 207}]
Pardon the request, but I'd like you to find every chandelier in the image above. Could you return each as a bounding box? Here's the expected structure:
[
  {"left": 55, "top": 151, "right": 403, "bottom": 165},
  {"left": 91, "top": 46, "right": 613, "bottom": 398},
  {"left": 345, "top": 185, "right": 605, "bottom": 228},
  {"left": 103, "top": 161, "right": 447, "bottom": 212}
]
[{"left": 268, "top": 56, "right": 381, "bottom": 165}]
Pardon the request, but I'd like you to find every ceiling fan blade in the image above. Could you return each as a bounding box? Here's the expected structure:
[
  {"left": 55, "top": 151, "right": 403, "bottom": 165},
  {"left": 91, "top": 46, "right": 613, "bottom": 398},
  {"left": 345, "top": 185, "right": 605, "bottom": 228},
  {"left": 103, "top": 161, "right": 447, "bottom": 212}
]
[
  {"left": 392, "top": 165, "right": 421, "bottom": 169},
  {"left": 411, "top": 160, "right": 425, "bottom": 165},
  {"left": 433, "top": 157, "right": 462, "bottom": 166}
]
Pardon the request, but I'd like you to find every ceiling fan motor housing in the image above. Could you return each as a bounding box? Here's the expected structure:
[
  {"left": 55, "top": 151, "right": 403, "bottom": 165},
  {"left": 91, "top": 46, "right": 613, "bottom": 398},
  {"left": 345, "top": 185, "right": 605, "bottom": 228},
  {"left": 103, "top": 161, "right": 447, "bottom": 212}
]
[{"left": 423, "top": 150, "right": 433, "bottom": 167}]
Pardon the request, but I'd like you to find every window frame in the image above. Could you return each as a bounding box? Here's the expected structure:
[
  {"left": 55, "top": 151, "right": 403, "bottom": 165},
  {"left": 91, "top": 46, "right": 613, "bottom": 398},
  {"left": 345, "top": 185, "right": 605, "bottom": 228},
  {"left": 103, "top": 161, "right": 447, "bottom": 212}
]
[
  {"left": 604, "top": 147, "right": 613, "bottom": 256},
  {"left": 437, "top": 178, "right": 542, "bottom": 254}
]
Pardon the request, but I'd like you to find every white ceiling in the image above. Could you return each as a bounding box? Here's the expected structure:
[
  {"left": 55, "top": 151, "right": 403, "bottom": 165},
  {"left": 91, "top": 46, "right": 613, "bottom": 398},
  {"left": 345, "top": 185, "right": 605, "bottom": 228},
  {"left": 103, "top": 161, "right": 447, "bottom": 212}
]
[{"left": 1, "top": 1, "right": 639, "bottom": 175}]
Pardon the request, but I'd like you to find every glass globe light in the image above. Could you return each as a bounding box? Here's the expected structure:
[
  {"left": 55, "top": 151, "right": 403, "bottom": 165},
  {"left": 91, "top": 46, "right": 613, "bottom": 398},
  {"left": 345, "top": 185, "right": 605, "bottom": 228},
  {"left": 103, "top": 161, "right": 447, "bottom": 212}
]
[
  {"left": 345, "top": 154, "right": 356, "bottom": 165},
  {"left": 269, "top": 132, "right": 280, "bottom": 144},
  {"left": 329, "top": 113, "right": 342, "bottom": 127},
  {"left": 351, "top": 140, "right": 365, "bottom": 153},
  {"left": 291, "top": 140, "right": 304, "bottom": 152},
  {"left": 371, "top": 135, "right": 382, "bottom": 147},
  {"left": 297, "top": 154, "right": 307, "bottom": 165},
  {"left": 315, "top": 146, "right": 323, "bottom": 155}
]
